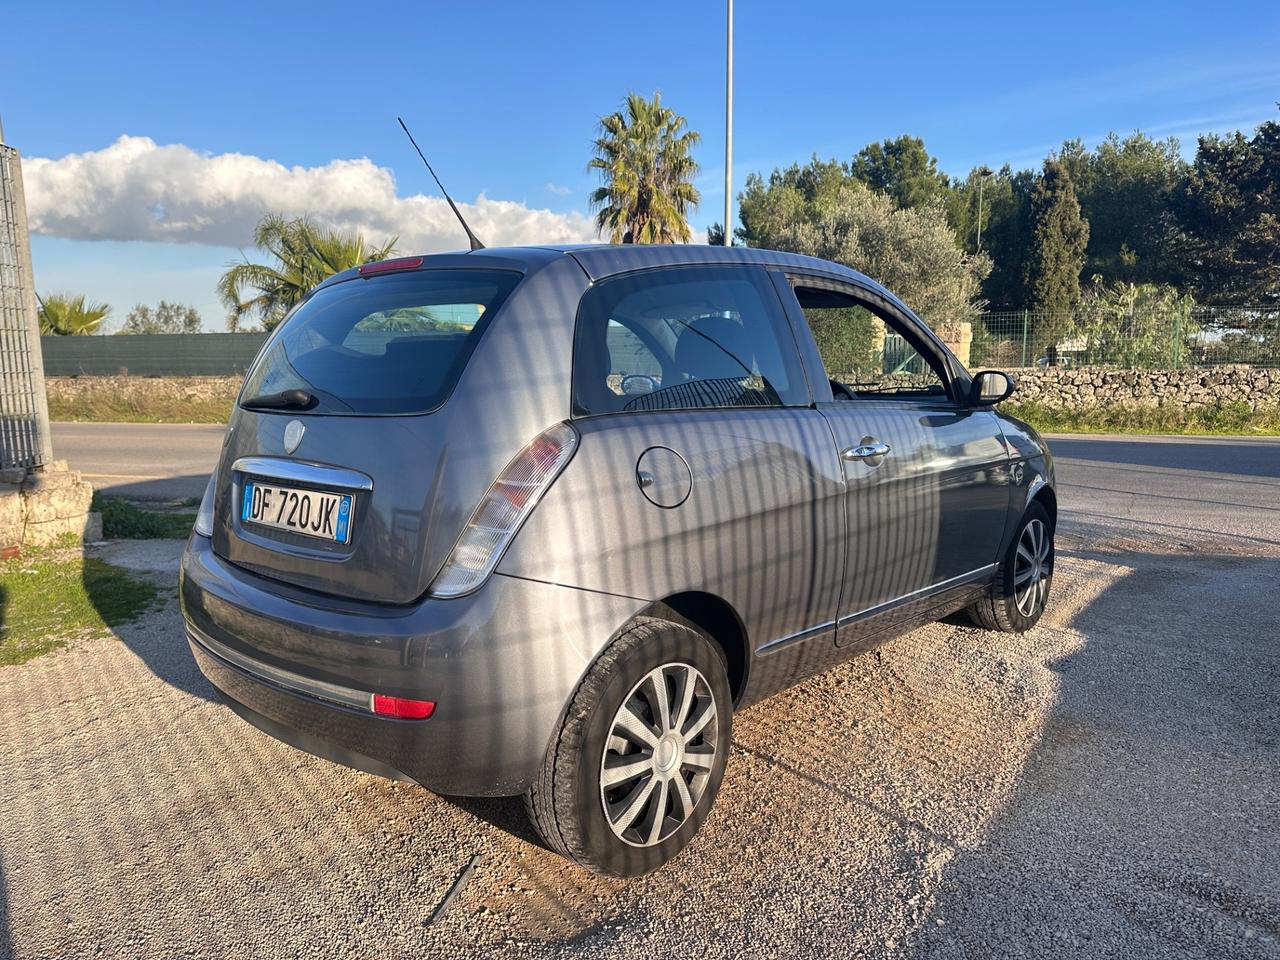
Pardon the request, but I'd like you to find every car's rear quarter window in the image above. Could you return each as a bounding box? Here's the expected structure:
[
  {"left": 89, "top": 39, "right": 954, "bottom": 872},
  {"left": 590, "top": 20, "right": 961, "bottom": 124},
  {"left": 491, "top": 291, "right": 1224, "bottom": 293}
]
[
  {"left": 572, "top": 265, "right": 810, "bottom": 415},
  {"left": 242, "top": 269, "right": 520, "bottom": 415}
]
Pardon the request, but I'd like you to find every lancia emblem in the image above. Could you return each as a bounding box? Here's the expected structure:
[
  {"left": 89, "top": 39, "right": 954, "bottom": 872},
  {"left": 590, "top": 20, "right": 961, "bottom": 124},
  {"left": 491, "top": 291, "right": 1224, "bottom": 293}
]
[{"left": 283, "top": 420, "right": 306, "bottom": 454}]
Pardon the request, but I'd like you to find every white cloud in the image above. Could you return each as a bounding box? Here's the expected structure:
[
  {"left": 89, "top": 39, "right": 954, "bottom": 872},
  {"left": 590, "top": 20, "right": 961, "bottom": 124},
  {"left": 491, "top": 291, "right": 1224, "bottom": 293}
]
[
  {"left": 23, "top": 135, "right": 599, "bottom": 251},
  {"left": 544, "top": 181, "right": 572, "bottom": 196}
]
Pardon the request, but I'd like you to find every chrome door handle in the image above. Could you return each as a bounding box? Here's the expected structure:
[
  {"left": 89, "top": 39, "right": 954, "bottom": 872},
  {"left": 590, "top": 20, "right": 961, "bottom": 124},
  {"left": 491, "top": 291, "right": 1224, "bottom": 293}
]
[{"left": 842, "top": 441, "right": 891, "bottom": 462}]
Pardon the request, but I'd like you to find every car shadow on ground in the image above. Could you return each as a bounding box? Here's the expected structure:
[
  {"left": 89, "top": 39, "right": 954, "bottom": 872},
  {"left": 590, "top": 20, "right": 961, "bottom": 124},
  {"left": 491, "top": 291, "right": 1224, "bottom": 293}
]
[
  {"left": 908, "top": 539, "right": 1280, "bottom": 958},
  {"left": 0, "top": 849, "right": 11, "bottom": 960},
  {"left": 88, "top": 472, "right": 211, "bottom": 503},
  {"left": 76, "top": 540, "right": 560, "bottom": 852},
  {"left": 80, "top": 543, "right": 220, "bottom": 704}
]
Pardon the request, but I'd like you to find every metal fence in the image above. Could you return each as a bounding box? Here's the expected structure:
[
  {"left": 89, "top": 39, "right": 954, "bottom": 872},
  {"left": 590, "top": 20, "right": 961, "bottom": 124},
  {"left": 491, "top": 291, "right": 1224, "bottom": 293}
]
[
  {"left": 972, "top": 307, "right": 1280, "bottom": 369},
  {"left": 41, "top": 332, "right": 270, "bottom": 376},
  {"left": 0, "top": 140, "right": 52, "bottom": 470}
]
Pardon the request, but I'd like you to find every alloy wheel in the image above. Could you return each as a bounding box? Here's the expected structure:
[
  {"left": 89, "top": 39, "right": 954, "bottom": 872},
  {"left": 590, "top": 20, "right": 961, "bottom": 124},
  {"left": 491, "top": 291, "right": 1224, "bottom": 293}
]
[
  {"left": 599, "top": 662, "right": 719, "bottom": 847},
  {"left": 1014, "top": 517, "right": 1052, "bottom": 617}
]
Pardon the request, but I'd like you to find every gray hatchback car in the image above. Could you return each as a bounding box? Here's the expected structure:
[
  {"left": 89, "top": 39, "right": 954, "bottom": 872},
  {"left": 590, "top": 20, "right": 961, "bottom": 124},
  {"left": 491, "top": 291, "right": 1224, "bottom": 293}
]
[{"left": 181, "top": 243, "right": 1056, "bottom": 876}]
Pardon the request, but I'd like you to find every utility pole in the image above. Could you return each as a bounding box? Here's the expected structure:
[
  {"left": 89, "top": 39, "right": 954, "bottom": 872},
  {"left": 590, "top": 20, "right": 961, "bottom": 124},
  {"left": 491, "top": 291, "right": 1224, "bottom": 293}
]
[
  {"left": 723, "top": 0, "right": 733, "bottom": 245},
  {"left": 974, "top": 166, "right": 993, "bottom": 252}
]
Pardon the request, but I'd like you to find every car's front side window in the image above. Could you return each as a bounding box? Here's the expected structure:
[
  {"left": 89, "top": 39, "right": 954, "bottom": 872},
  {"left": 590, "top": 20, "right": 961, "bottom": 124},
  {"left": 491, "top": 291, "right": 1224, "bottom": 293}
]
[
  {"left": 794, "top": 285, "right": 952, "bottom": 400},
  {"left": 573, "top": 265, "right": 810, "bottom": 415}
]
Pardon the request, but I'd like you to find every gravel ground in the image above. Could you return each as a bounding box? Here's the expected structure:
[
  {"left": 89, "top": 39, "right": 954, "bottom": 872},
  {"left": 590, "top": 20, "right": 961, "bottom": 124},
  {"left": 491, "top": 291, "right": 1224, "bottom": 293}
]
[{"left": 1, "top": 511, "right": 1277, "bottom": 959}]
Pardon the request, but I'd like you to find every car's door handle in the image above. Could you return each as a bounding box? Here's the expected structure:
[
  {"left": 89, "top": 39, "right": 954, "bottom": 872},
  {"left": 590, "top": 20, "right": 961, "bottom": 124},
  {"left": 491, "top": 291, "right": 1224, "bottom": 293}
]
[{"left": 842, "top": 441, "right": 891, "bottom": 462}]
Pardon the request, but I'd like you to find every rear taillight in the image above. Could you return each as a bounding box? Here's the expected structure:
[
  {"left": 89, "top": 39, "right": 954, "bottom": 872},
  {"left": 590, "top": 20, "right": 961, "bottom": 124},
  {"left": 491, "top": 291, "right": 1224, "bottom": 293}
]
[
  {"left": 428, "top": 422, "right": 578, "bottom": 598},
  {"left": 371, "top": 694, "right": 435, "bottom": 720},
  {"left": 194, "top": 472, "right": 217, "bottom": 537}
]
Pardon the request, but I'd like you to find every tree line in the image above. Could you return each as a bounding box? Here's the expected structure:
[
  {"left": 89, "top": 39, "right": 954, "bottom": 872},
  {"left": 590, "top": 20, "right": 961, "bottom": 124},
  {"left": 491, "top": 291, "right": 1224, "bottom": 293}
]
[
  {"left": 734, "top": 120, "right": 1278, "bottom": 309},
  {"left": 38, "top": 93, "right": 1277, "bottom": 355},
  {"left": 37, "top": 295, "right": 203, "bottom": 336},
  {"left": 725, "top": 115, "right": 1278, "bottom": 355}
]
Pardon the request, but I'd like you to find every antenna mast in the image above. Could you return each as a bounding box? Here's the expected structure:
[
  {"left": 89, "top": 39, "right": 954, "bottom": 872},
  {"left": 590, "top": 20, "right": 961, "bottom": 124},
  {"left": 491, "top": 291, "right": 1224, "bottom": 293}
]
[{"left": 397, "top": 117, "right": 485, "bottom": 251}]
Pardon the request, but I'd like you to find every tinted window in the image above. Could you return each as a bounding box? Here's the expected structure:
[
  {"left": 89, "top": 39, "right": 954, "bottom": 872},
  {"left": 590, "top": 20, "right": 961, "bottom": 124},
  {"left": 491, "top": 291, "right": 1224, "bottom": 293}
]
[
  {"left": 573, "top": 266, "right": 808, "bottom": 415},
  {"left": 241, "top": 269, "right": 520, "bottom": 414},
  {"left": 795, "top": 287, "right": 950, "bottom": 399}
]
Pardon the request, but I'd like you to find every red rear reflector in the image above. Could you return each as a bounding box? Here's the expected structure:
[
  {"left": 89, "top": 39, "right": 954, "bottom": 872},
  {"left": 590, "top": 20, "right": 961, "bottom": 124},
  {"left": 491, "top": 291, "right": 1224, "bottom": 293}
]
[
  {"left": 371, "top": 694, "right": 436, "bottom": 719},
  {"left": 358, "top": 256, "right": 423, "bottom": 276}
]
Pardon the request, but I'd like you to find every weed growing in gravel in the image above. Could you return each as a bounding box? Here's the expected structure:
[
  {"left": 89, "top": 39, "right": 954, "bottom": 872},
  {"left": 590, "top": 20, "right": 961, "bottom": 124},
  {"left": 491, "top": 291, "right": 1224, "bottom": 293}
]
[
  {"left": 92, "top": 494, "right": 196, "bottom": 539},
  {"left": 0, "top": 551, "right": 160, "bottom": 666}
]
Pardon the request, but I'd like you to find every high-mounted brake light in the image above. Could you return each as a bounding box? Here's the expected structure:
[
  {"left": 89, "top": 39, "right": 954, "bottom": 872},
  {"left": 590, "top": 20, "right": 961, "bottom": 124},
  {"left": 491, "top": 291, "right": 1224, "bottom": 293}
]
[
  {"left": 428, "top": 422, "right": 578, "bottom": 598},
  {"left": 358, "top": 256, "right": 423, "bottom": 276},
  {"left": 371, "top": 694, "right": 436, "bottom": 720}
]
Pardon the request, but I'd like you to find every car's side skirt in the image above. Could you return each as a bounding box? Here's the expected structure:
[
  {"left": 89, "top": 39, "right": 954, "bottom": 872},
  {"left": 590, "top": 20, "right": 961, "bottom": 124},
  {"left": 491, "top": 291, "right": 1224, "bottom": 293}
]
[
  {"left": 738, "top": 564, "right": 995, "bottom": 708},
  {"left": 834, "top": 564, "right": 996, "bottom": 649}
]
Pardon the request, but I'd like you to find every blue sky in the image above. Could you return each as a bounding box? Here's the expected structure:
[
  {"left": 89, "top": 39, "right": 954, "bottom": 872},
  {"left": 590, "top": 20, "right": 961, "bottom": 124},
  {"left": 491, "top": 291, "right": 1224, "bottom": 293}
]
[{"left": 5, "top": 0, "right": 1278, "bottom": 330}]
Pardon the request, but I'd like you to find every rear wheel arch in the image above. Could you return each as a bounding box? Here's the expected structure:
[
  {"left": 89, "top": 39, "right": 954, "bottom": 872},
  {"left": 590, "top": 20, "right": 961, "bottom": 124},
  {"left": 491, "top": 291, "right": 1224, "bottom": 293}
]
[{"left": 639, "top": 592, "right": 749, "bottom": 707}]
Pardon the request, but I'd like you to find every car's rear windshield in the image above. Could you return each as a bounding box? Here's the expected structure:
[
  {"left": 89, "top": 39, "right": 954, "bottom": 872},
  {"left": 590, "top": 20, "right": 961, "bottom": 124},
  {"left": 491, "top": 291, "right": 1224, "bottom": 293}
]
[{"left": 240, "top": 268, "right": 521, "bottom": 415}]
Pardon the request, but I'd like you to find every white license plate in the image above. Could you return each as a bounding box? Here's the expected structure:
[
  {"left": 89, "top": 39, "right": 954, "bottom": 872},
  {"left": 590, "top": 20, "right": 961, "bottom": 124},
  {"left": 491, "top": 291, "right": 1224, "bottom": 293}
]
[{"left": 241, "top": 482, "right": 353, "bottom": 543}]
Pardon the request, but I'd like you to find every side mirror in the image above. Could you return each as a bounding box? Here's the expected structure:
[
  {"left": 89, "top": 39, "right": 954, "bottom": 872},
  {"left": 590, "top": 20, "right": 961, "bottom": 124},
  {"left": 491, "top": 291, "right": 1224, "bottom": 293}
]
[{"left": 971, "top": 370, "right": 1016, "bottom": 406}]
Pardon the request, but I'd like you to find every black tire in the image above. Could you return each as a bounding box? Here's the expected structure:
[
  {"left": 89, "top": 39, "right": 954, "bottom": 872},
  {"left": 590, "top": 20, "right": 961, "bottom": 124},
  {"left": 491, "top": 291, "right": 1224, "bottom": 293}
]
[
  {"left": 968, "top": 500, "right": 1055, "bottom": 633},
  {"left": 524, "top": 616, "right": 732, "bottom": 877}
]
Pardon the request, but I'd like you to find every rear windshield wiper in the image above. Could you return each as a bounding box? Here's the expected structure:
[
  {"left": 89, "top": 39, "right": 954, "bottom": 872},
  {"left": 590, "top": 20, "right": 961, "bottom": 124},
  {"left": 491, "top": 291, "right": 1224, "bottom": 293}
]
[{"left": 240, "top": 388, "right": 316, "bottom": 411}]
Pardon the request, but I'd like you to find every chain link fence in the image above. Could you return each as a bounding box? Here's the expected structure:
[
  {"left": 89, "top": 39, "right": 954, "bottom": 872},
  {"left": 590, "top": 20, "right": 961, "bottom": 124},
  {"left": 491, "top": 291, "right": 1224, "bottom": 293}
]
[
  {"left": 40, "top": 332, "right": 269, "bottom": 376},
  {"left": 972, "top": 307, "right": 1280, "bottom": 370}
]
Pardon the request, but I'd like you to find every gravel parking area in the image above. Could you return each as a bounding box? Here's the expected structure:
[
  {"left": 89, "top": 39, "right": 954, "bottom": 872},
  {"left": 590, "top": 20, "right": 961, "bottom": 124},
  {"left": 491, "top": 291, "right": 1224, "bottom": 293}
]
[{"left": 2, "top": 476, "right": 1277, "bottom": 957}]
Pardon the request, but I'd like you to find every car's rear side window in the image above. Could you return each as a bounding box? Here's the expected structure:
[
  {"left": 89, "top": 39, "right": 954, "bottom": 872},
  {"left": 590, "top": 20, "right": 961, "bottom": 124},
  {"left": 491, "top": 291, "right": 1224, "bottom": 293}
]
[
  {"left": 572, "top": 265, "right": 809, "bottom": 415},
  {"left": 241, "top": 269, "right": 520, "bottom": 415}
]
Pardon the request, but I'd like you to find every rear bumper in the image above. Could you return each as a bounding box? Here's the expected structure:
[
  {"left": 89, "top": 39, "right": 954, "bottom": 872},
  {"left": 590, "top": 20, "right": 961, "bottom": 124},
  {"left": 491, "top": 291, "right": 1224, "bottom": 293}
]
[{"left": 180, "top": 534, "right": 641, "bottom": 796}]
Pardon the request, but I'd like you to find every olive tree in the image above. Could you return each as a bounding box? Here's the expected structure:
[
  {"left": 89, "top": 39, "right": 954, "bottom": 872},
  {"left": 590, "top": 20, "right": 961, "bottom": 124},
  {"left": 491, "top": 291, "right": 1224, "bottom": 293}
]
[
  {"left": 739, "top": 170, "right": 990, "bottom": 355},
  {"left": 1073, "top": 278, "right": 1199, "bottom": 368}
]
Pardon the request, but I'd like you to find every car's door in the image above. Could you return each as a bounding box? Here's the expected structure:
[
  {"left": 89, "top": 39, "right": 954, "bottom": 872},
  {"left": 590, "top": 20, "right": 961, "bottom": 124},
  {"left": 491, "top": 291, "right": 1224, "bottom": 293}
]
[{"left": 772, "top": 273, "right": 1012, "bottom": 649}]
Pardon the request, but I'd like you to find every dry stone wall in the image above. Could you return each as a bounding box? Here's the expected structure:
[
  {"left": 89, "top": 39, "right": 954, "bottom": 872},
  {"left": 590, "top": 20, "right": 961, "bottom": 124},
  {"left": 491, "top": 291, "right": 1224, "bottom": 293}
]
[{"left": 1006, "top": 365, "right": 1280, "bottom": 411}]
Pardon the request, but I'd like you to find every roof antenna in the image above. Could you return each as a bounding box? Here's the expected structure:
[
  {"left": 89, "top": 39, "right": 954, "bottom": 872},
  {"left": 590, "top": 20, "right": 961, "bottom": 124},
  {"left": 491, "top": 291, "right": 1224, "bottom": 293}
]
[{"left": 397, "top": 117, "right": 484, "bottom": 251}]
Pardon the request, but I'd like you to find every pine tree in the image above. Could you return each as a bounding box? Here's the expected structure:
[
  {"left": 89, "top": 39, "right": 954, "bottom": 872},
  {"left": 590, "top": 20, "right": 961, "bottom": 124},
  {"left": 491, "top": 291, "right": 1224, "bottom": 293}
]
[{"left": 1026, "top": 159, "right": 1089, "bottom": 355}]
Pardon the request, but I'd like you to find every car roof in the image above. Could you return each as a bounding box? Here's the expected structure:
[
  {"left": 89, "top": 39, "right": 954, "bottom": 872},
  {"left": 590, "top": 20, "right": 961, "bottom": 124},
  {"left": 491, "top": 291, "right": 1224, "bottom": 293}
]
[
  {"left": 316, "top": 243, "right": 895, "bottom": 302},
  {"left": 496, "top": 244, "right": 892, "bottom": 297}
]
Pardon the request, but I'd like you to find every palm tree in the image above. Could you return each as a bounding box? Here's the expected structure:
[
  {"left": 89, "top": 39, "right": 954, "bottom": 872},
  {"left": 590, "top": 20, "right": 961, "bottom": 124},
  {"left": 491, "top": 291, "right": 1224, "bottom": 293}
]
[
  {"left": 589, "top": 91, "right": 701, "bottom": 244},
  {"left": 37, "top": 294, "right": 110, "bottom": 335},
  {"left": 218, "top": 214, "right": 398, "bottom": 331}
]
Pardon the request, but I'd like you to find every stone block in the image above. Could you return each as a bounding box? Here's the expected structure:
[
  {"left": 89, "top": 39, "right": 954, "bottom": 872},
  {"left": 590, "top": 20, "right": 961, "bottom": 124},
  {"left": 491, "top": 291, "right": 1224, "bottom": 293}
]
[
  {"left": 0, "top": 489, "right": 23, "bottom": 548},
  {"left": 23, "top": 514, "right": 81, "bottom": 547}
]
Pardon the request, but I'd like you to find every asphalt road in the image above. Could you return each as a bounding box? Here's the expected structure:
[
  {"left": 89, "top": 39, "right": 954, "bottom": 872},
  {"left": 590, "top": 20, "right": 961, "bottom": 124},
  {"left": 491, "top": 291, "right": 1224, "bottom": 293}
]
[
  {"left": 51, "top": 423, "right": 1280, "bottom": 549},
  {"left": 5, "top": 425, "right": 1275, "bottom": 958},
  {"left": 1049, "top": 433, "right": 1280, "bottom": 549},
  {"left": 51, "top": 422, "right": 225, "bottom": 501}
]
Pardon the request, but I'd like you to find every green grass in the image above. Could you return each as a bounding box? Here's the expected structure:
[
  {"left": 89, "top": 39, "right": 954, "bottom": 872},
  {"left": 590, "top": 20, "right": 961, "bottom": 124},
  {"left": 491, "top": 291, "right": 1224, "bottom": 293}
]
[
  {"left": 1004, "top": 400, "right": 1280, "bottom": 436},
  {"left": 47, "top": 393, "right": 235, "bottom": 424},
  {"left": 0, "top": 551, "right": 161, "bottom": 666},
  {"left": 46, "top": 377, "right": 1280, "bottom": 437},
  {"left": 92, "top": 494, "right": 196, "bottom": 539}
]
